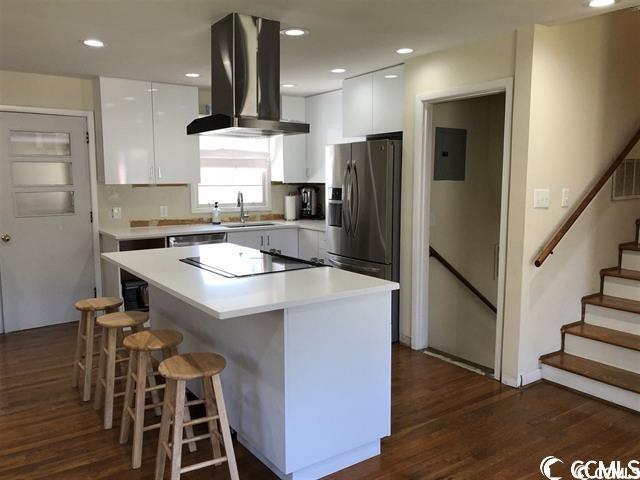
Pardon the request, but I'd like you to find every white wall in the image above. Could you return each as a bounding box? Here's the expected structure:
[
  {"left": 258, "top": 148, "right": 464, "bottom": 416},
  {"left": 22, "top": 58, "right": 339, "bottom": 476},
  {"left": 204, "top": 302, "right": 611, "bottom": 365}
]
[
  {"left": 428, "top": 94, "right": 505, "bottom": 368},
  {"left": 516, "top": 11, "right": 640, "bottom": 379}
]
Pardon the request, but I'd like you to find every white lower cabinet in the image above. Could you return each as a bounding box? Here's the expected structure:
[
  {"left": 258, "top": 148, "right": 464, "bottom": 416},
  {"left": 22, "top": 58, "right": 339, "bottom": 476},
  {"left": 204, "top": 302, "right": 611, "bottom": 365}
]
[
  {"left": 297, "top": 229, "right": 328, "bottom": 263},
  {"left": 227, "top": 229, "right": 298, "bottom": 257}
]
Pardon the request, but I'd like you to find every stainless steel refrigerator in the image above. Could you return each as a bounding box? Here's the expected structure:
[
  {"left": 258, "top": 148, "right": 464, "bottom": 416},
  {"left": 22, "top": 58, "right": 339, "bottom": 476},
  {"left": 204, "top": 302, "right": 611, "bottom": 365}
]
[{"left": 326, "top": 139, "right": 401, "bottom": 342}]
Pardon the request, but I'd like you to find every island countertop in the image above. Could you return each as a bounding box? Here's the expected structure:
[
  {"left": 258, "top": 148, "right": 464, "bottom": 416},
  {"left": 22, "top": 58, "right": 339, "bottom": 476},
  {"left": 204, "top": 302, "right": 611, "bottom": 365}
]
[{"left": 102, "top": 243, "right": 399, "bottom": 320}]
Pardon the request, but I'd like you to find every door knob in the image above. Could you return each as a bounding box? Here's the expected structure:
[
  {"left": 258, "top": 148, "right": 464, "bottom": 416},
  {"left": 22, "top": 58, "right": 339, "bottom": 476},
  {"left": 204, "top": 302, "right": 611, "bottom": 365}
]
[{"left": 1, "top": 234, "right": 11, "bottom": 243}]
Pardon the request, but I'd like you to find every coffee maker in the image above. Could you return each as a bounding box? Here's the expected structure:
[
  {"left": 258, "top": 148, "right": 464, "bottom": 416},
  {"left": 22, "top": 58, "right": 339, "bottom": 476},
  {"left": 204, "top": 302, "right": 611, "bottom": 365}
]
[{"left": 299, "top": 186, "right": 319, "bottom": 218}]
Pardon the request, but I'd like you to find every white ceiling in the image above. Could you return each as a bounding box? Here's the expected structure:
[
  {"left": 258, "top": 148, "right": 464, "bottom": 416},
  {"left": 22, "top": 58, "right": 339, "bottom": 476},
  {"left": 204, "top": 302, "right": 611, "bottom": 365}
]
[{"left": 1, "top": 0, "right": 638, "bottom": 97}]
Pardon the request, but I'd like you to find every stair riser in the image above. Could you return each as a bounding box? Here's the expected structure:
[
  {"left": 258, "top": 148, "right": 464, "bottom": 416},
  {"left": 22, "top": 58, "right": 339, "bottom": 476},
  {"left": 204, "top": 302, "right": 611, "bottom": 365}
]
[
  {"left": 602, "top": 276, "right": 640, "bottom": 301},
  {"left": 541, "top": 364, "right": 640, "bottom": 412},
  {"left": 621, "top": 250, "right": 640, "bottom": 270},
  {"left": 584, "top": 305, "right": 640, "bottom": 335},
  {"left": 564, "top": 335, "right": 640, "bottom": 374}
]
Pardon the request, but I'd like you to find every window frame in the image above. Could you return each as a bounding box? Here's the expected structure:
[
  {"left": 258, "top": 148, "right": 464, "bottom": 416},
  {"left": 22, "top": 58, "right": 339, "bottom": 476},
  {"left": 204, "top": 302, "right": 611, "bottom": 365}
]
[{"left": 190, "top": 137, "right": 274, "bottom": 214}]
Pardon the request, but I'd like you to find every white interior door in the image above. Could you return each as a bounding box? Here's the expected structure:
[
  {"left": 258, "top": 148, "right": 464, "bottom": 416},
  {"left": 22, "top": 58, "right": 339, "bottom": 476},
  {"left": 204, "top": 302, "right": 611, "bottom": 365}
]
[{"left": 0, "top": 112, "right": 94, "bottom": 332}]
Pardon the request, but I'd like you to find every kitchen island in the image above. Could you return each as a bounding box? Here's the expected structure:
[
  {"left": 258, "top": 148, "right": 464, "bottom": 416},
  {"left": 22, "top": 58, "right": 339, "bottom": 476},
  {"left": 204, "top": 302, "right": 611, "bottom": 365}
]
[{"left": 102, "top": 243, "right": 399, "bottom": 480}]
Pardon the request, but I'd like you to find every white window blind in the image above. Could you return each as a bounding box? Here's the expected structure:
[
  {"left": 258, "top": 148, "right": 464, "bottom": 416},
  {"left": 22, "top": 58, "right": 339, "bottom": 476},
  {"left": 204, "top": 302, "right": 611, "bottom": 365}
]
[{"left": 193, "top": 136, "right": 277, "bottom": 210}]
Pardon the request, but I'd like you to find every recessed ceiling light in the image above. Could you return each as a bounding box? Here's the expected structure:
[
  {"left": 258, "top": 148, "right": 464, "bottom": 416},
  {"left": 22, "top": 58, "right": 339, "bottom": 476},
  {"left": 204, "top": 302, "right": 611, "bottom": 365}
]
[
  {"left": 281, "top": 28, "right": 307, "bottom": 36},
  {"left": 396, "top": 48, "right": 413, "bottom": 54},
  {"left": 330, "top": 68, "right": 346, "bottom": 74},
  {"left": 384, "top": 74, "right": 399, "bottom": 79},
  {"left": 588, "top": 0, "right": 615, "bottom": 6},
  {"left": 185, "top": 73, "right": 200, "bottom": 78},
  {"left": 82, "top": 38, "right": 105, "bottom": 48},
  {"left": 281, "top": 84, "right": 296, "bottom": 88}
]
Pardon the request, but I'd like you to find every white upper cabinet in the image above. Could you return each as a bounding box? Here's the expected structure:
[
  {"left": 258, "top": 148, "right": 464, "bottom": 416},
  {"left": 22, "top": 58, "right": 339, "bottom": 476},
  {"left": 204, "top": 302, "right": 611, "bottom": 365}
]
[
  {"left": 306, "top": 90, "right": 363, "bottom": 183},
  {"left": 343, "top": 74, "right": 373, "bottom": 138},
  {"left": 372, "top": 65, "right": 404, "bottom": 134},
  {"left": 95, "top": 77, "right": 155, "bottom": 184},
  {"left": 95, "top": 77, "right": 200, "bottom": 185},
  {"left": 272, "top": 95, "right": 307, "bottom": 183},
  {"left": 342, "top": 65, "right": 404, "bottom": 137},
  {"left": 152, "top": 82, "right": 200, "bottom": 184}
]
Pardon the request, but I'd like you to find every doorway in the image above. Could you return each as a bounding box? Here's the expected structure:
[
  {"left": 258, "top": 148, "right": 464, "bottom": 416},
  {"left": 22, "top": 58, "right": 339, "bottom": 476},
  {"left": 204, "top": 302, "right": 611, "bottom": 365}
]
[
  {"left": 427, "top": 94, "right": 505, "bottom": 374},
  {"left": 410, "top": 78, "right": 513, "bottom": 381},
  {"left": 0, "top": 111, "right": 95, "bottom": 332}
]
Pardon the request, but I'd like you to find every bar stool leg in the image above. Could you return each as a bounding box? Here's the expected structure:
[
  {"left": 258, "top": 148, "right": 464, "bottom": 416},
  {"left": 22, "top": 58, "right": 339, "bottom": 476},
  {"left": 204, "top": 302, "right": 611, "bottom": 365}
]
[
  {"left": 82, "top": 311, "right": 95, "bottom": 402},
  {"left": 146, "top": 353, "right": 163, "bottom": 416},
  {"left": 169, "top": 379, "right": 186, "bottom": 480},
  {"left": 94, "top": 326, "right": 107, "bottom": 410},
  {"left": 155, "top": 378, "right": 175, "bottom": 480},
  {"left": 132, "top": 351, "right": 148, "bottom": 469},
  {"left": 120, "top": 350, "right": 137, "bottom": 444},
  {"left": 212, "top": 375, "right": 239, "bottom": 480},
  {"left": 203, "top": 377, "right": 222, "bottom": 460},
  {"left": 168, "top": 347, "right": 197, "bottom": 453},
  {"left": 103, "top": 327, "right": 118, "bottom": 429},
  {"left": 71, "top": 312, "right": 86, "bottom": 387}
]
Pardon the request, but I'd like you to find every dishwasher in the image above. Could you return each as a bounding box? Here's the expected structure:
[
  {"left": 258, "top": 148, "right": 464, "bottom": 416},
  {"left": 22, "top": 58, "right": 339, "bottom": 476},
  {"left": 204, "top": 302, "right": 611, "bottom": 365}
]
[{"left": 167, "top": 232, "right": 227, "bottom": 248}]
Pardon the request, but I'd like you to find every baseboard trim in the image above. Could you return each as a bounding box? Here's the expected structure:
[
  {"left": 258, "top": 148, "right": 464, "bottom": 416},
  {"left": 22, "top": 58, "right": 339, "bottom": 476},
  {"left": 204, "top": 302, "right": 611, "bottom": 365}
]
[
  {"left": 521, "top": 368, "right": 543, "bottom": 386},
  {"left": 399, "top": 334, "right": 412, "bottom": 347}
]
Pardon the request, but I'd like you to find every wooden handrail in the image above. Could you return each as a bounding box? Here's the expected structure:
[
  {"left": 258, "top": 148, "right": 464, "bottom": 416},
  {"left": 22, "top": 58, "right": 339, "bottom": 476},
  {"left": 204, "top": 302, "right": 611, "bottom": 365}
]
[
  {"left": 535, "top": 125, "right": 640, "bottom": 267},
  {"left": 429, "top": 246, "right": 497, "bottom": 314}
]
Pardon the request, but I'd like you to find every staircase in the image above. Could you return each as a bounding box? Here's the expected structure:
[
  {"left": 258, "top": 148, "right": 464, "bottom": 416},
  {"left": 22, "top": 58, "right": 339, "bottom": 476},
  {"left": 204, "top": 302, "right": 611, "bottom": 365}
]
[{"left": 540, "top": 218, "right": 640, "bottom": 412}]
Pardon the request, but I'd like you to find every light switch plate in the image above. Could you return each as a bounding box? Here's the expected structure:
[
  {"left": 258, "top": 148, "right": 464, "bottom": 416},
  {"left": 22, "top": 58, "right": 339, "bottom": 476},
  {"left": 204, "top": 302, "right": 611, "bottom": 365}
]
[
  {"left": 533, "top": 189, "right": 550, "bottom": 209},
  {"left": 111, "top": 207, "right": 122, "bottom": 220},
  {"left": 561, "top": 188, "right": 570, "bottom": 208},
  {"left": 160, "top": 205, "right": 169, "bottom": 218}
]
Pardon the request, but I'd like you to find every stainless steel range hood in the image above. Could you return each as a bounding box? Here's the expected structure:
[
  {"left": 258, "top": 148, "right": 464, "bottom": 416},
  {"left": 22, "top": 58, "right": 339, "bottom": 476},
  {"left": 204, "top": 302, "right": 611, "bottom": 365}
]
[{"left": 187, "top": 13, "right": 310, "bottom": 137}]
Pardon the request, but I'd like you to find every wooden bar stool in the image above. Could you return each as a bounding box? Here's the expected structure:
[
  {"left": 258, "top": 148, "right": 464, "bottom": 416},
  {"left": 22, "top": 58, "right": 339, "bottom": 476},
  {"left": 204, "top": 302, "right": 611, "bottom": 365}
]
[
  {"left": 72, "top": 297, "right": 123, "bottom": 402},
  {"left": 94, "top": 311, "right": 149, "bottom": 429},
  {"left": 120, "top": 330, "right": 196, "bottom": 469},
  {"left": 155, "top": 352, "right": 239, "bottom": 480}
]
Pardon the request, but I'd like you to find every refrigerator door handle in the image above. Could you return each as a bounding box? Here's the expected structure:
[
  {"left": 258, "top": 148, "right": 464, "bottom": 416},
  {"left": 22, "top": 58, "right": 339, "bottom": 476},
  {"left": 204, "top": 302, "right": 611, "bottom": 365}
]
[
  {"left": 343, "top": 164, "right": 352, "bottom": 235},
  {"left": 351, "top": 163, "right": 359, "bottom": 236},
  {"left": 328, "top": 257, "right": 381, "bottom": 273}
]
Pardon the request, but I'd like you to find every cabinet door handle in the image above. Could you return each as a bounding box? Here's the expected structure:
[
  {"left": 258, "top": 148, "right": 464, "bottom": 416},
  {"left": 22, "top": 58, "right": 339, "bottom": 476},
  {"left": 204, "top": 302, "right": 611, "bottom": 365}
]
[
  {"left": 267, "top": 235, "right": 270, "bottom": 246},
  {"left": 149, "top": 165, "right": 154, "bottom": 181},
  {"left": 260, "top": 235, "right": 264, "bottom": 247},
  {"left": 157, "top": 166, "right": 162, "bottom": 179}
]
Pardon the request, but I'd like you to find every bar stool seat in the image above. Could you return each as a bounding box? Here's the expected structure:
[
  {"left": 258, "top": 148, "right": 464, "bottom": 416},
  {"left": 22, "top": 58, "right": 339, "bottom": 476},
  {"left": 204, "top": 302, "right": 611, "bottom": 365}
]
[
  {"left": 120, "top": 329, "right": 196, "bottom": 469},
  {"left": 94, "top": 311, "right": 149, "bottom": 429},
  {"left": 72, "top": 297, "right": 123, "bottom": 402},
  {"left": 74, "top": 297, "right": 123, "bottom": 312},
  {"left": 97, "top": 310, "right": 149, "bottom": 329},
  {"left": 124, "top": 329, "right": 183, "bottom": 352},
  {"left": 156, "top": 352, "right": 239, "bottom": 480}
]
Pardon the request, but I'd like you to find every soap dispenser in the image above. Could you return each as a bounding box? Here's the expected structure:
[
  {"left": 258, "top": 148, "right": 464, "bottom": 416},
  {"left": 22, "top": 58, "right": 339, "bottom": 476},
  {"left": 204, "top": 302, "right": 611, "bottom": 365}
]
[{"left": 211, "top": 202, "right": 221, "bottom": 225}]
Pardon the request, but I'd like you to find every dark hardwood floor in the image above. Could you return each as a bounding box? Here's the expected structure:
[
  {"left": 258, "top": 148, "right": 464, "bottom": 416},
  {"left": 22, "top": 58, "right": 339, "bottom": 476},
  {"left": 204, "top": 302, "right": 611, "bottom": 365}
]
[{"left": 1, "top": 322, "right": 638, "bottom": 479}]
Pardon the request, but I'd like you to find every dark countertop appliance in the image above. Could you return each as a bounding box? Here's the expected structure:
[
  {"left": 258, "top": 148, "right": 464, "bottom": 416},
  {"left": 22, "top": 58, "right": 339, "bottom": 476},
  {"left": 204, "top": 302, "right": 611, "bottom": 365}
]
[{"left": 299, "top": 186, "right": 319, "bottom": 218}]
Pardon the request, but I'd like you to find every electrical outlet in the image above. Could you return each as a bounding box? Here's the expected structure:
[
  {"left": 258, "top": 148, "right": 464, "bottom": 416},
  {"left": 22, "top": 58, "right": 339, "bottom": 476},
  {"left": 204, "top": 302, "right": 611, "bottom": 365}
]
[
  {"left": 533, "top": 189, "right": 550, "bottom": 209},
  {"left": 160, "top": 205, "right": 169, "bottom": 218},
  {"left": 111, "top": 207, "right": 122, "bottom": 220},
  {"left": 561, "top": 188, "right": 570, "bottom": 208}
]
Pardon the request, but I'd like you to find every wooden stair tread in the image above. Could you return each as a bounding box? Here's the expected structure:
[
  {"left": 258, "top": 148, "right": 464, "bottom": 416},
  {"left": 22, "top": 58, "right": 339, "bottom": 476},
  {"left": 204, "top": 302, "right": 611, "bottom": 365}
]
[
  {"left": 582, "top": 293, "right": 640, "bottom": 315},
  {"left": 600, "top": 267, "right": 640, "bottom": 281},
  {"left": 563, "top": 323, "right": 640, "bottom": 352},
  {"left": 620, "top": 242, "right": 640, "bottom": 252},
  {"left": 541, "top": 352, "right": 640, "bottom": 394}
]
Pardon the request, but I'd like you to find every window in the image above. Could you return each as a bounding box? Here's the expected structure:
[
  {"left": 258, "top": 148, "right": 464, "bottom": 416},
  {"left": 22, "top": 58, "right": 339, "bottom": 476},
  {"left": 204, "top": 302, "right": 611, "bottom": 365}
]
[{"left": 192, "top": 135, "right": 279, "bottom": 212}]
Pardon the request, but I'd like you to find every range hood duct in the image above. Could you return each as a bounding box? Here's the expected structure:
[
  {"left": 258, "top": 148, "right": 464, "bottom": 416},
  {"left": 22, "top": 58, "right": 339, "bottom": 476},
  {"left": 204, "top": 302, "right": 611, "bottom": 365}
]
[{"left": 187, "top": 13, "right": 310, "bottom": 137}]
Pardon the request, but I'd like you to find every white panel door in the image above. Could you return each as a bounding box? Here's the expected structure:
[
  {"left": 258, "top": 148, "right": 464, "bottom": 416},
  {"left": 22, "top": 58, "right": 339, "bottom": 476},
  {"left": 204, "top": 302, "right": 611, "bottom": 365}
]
[
  {"left": 266, "top": 229, "right": 298, "bottom": 257},
  {"left": 342, "top": 74, "right": 373, "bottom": 137},
  {"left": 152, "top": 82, "right": 200, "bottom": 184},
  {"left": 372, "top": 65, "right": 404, "bottom": 134},
  {"left": 298, "top": 229, "right": 318, "bottom": 261},
  {"left": 274, "top": 95, "right": 307, "bottom": 183},
  {"left": 0, "top": 112, "right": 94, "bottom": 332},
  {"left": 227, "top": 230, "right": 265, "bottom": 250},
  {"left": 98, "top": 77, "right": 155, "bottom": 184}
]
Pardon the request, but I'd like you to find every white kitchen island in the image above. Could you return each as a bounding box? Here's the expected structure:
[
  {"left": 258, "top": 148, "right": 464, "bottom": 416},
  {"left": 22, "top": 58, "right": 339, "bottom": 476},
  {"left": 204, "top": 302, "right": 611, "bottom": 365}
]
[{"left": 102, "top": 243, "right": 398, "bottom": 480}]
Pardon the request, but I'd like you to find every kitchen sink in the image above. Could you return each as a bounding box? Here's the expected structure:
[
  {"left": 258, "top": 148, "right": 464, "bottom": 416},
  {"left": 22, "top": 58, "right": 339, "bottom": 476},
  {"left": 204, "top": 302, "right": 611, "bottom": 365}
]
[{"left": 224, "top": 222, "right": 276, "bottom": 228}]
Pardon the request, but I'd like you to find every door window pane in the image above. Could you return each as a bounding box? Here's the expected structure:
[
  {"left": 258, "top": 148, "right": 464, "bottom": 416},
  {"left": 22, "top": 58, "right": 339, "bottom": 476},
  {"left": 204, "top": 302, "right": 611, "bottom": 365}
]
[
  {"left": 14, "top": 191, "right": 75, "bottom": 217},
  {"left": 9, "top": 131, "right": 71, "bottom": 156},
  {"left": 11, "top": 162, "right": 73, "bottom": 186}
]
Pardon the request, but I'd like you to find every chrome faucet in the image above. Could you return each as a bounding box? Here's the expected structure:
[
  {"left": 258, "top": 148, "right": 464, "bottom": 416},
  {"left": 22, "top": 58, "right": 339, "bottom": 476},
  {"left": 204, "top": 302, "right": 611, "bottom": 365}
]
[{"left": 237, "top": 190, "right": 249, "bottom": 223}]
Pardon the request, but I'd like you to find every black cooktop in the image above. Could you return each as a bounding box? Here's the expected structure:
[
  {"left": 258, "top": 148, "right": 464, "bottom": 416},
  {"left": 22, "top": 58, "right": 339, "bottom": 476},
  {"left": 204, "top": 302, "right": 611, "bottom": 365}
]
[{"left": 179, "top": 245, "right": 325, "bottom": 278}]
